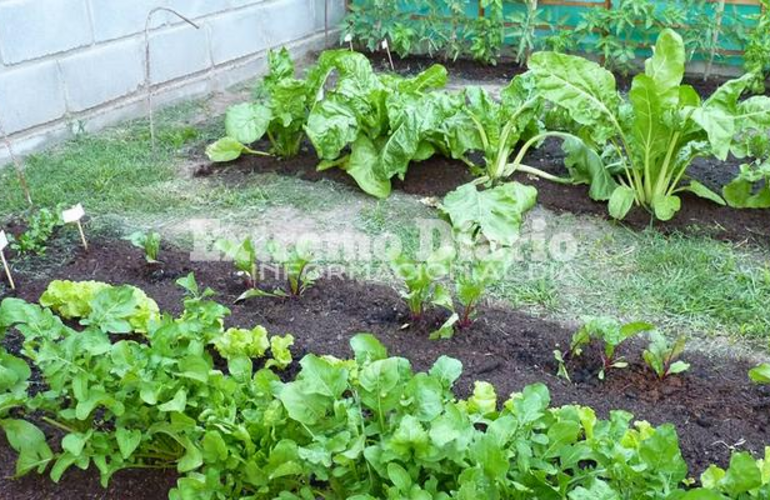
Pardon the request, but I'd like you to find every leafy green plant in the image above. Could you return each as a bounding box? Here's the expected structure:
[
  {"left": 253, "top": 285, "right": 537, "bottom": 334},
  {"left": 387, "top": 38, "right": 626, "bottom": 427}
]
[
  {"left": 39, "top": 280, "right": 159, "bottom": 334},
  {"left": 467, "top": 0, "right": 504, "bottom": 65},
  {"left": 9, "top": 206, "right": 63, "bottom": 256},
  {"left": 749, "top": 363, "right": 770, "bottom": 384},
  {"left": 207, "top": 48, "right": 322, "bottom": 162},
  {"left": 215, "top": 237, "right": 258, "bottom": 288},
  {"left": 125, "top": 231, "right": 161, "bottom": 264},
  {"left": 236, "top": 242, "right": 318, "bottom": 301},
  {"left": 508, "top": 0, "right": 554, "bottom": 64},
  {"left": 740, "top": 0, "right": 770, "bottom": 93},
  {"left": 530, "top": 29, "right": 770, "bottom": 221},
  {"left": 570, "top": 316, "right": 655, "bottom": 379},
  {"left": 391, "top": 247, "right": 454, "bottom": 322},
  {"left": 439, "top": 181, "right": 537, "bottom": 247},
  {"left": 723, "top": 133, "right": 770, "bottom": 209},
  {"left": 642, "top": 331, "right": 690, "bottom": 380},
  {"left": 304, "top": 50, "right": 452, "bottom": 198},
  {"left": 213, "top": 326, "right": 270, "bottom": 360}
]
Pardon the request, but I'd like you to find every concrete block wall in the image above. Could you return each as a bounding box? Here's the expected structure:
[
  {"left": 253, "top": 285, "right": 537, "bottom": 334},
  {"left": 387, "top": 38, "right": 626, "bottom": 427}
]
[{"left": 0, "top": 0, "right": 347, "bottom": 162}]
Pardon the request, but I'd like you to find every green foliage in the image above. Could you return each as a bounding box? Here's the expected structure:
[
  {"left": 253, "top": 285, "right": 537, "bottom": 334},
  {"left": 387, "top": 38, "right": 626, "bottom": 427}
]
[
  {"left": 39, "top": 280, "right": 159, "bottom": 334},
  {"left": 207, "top": 48, "right": 319, "bottom": 162},
  {"left": 570, "top": 316, "right": 655, "bottom": 380},
  {"left": 749, "top": 363, "right": 770, "bottom": 384},
  {"left": 9, "top": 206, "right": 63, "bottom": 256},
  {"left": 723, "top": 134, "right": 770, "bottom": 209},
  {"left": 213, "top": 326, "right": 269, "bottom": 360},
  {"left": 642, "top": 331, "right": 690, "bottom": 380},
  {"left": 391, "top": 247, "right": 454, "bottom": 322},
  {"left": 439, "top": 181, "right": 537, "bottom": 247},
  {"left": 236, "top": 242, "right": 318, "bottom": 301},
  {"left": 1, "top": 282, "right": 768, "bottom": 498},
  {"left": 739, "top": 0, "right": 770, "bottom": 94},
  {"left": 125, "top": 231, "right": 161, "bottom": 264},
  {"left": 530, "top": 29, "right": 770, "bottom": 221},
  {"left": 216, "top": 237, "right": 259, "bottom": 288}
]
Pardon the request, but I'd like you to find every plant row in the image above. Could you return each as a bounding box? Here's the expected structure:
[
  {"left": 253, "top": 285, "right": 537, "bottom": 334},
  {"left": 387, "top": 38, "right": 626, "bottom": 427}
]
[
  {"left": 343, "top": 0, "right": 770, "bottom": 92},
  {"left": 1, "top": 277, "right": 770, "bottom": 499},
  {"left": 207, "top": 30, "right": 770, "bottom": 246}
]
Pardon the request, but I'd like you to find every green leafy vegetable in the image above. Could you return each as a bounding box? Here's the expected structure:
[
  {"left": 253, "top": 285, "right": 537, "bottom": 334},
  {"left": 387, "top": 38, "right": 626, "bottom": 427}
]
[
  {"left": 391, "top": 247, "right": 454, "bottom": 322},
  {"left": 570, "top": 316, "right": 655, "bottom": 380},
  {"left": 125, "top": 231, "right": 161, "bottom": 264},
  {"left": 749, "top": 363, "right": 770, "bottom": 384},
  {"left": 642, "top": 331, "right": 690, "bottom": 380}
]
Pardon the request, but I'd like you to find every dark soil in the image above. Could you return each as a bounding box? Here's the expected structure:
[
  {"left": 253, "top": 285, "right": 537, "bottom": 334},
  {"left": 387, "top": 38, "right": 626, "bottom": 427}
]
[
  {"left": 366, "top": 51, "right": 770, "bottom": 98},
  {"left": 2, "top": 237, "right": 769, "bottom": 498},
  {"left": 195, "top": 138, "right": 770, "bottom": 245}
]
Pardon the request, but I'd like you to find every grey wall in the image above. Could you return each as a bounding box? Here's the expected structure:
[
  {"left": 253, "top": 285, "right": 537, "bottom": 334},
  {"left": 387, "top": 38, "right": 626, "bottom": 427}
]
[{"left": 0, "top": 0, "right": 346, "bottom": 162}]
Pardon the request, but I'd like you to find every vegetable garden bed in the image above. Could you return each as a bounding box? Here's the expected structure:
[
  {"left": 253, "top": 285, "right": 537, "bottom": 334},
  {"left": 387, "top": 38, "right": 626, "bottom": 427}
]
[{"left": 1, "top": 236, "right": 768, "bottom": 498}]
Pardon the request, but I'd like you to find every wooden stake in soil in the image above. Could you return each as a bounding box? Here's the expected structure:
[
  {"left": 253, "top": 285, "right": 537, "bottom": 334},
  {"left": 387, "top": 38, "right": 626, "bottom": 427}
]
[
  {"left": 144, "top": 8, "right": 200, "bottom": 151},
  {"left": 382, "top": 39, "right": 395, "bottom": 71},
  {"left": 62, "top": 203, "right": 88, "bottom": 252},
  {"left": 0, "top": 231, "right": 15, "bottom": 290},
  {"left": 0, "top": 120, "right": 33, "bottom": 207}
]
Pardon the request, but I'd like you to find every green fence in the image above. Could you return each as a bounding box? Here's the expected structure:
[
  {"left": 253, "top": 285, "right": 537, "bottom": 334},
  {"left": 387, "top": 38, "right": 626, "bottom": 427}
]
[{"left": 343, "top": 0, "right": 767, "bottom": 73}]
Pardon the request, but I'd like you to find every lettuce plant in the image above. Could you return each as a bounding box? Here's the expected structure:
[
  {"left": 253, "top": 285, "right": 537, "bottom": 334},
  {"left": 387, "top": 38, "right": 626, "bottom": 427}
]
[
  {"left": 529, "top": 29, "right": 770, "bottom": 221},
  {"left": 642, "top": 331, "right": 690, "bottom": 381},
  {"left": 570, "top": 316, "right": 655, "bottom": 380},
  {"left": 723, "top": 134, "right": 770, "bottom": 209}
]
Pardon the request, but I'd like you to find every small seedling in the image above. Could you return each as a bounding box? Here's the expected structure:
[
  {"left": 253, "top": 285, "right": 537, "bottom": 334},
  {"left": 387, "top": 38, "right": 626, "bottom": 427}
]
[
  {"left": 749, "top": 363, "right": 770, "bottom": 385},
  {"left": 11, "top": 206, "right": 63, "bottom": 257},
  {"left": 570, "top": 317, "right": 655, "bottom": 380},
  {"left": 216, "top": 237, "right": 259, "bottom": 288},
  {"left": 235, "top": 241, "right": 318, "bottom": 301},
  {"left": 391, "top": 247, "right": 455, "bottom": 326},
  {"left": 126, "top": 231, "right": 161, "bottom": 264},
  {"left": 642, "top": 331, "right": 690, "bottom": 381}
]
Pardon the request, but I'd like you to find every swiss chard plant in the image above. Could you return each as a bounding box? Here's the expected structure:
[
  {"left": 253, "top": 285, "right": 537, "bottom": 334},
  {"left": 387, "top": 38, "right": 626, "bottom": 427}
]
[
  {"left": 236, "top": 241, "right": 318, "bottom": 301},
  {"left": 642, "top": 331, "right": 690, "bottom": 380},
  {"left": 530, "top": 29, "right": 770, "bottom": 221},
  {"left": 207, "top": 48, "right": 321, "bottom": 162},
  {"left": 125, "top": 231, "right": 161, "bottom": 264},
  {"left": 304, "top": 50, "right": 453, "bottom": 198},
  {"left": 570, "top": 316, "right": 655, "bottom": 380},
  {"left": 391, "top": 247, "right": 454, "bottom": 323}
]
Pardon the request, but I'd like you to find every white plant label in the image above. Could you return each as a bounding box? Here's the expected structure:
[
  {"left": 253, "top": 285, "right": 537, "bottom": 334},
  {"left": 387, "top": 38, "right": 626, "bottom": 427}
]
[
  {"left": 381, "top": 39, "right": 389, "bottom": 49},
  {"left": 62, "top": 203, "right": 85, "bottom": 223},
  {"left": 0, "top": 230, "right": 14, "bottom": 290},
  {"left": 344, "top": 34, "right": 353, "bottom": 43},
  {"left": 0, "top": 231, "right": 7, "bottom": 251}
]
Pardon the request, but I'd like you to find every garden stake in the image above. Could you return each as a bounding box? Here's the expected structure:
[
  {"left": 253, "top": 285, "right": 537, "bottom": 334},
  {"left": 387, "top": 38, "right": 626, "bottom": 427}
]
[
  {"left": 62, "top": 204, "right": 88, "bottom": 252},
  {"left": 0, "top": 231, "right": 14, "bottom": 290},
  {"left": 345, "top": 33, "right": 354, "bottom": 51},
  {"left": 0, "top": 120, "right": 32, "bottom": 207},
  {"left": 382, "top": 39, "right": 395, "bottom": 71},
  {"left": 144, "top": 8, "right": 200, "bottom": 152}
]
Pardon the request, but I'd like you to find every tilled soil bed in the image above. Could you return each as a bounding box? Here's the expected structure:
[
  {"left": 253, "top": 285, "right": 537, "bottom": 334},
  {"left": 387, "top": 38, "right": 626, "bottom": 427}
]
[
  {"left": 195, "top": 138, "right": 770, "bottom": 244},
  {"left": 1, "top": 238, "right": 769, "bottom": 499}
]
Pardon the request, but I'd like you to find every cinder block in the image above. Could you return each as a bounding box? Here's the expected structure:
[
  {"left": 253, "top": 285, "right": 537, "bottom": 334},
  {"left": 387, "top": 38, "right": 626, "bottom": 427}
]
[
  {"left": 208, "top": 7, "right": 267, "bottom": 64},
  {"left": 262, "top": 0, "right": 316, "bottom": 47},
  {"left": 165, "top": 0, "right": 231, "bottom": 20},
  {"left": 313, "top": 0, "right": 347, "bottom": 31},
  {"left": 149, "top": 23, "right": 211, "bottom": 84},
  {"left": 89, "top": 0, "right": 171, "bottom": 42},
  {"left": 59, "top": 38, "right": 144, "bottom": 112},
  {"left": 0, "top": 60, "right": 66, "bottom": 133},
  {"left": 0, "top": 0, "right": 92, "bottom": 64}
]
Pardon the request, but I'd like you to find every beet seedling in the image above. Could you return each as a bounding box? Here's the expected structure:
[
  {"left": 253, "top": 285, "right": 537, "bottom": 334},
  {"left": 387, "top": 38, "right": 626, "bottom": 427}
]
[
  {"left": 126, "top": 231, "right": 161, "bottom": 265},
  {"left": 216, "top": 237, "right": 259, "bottom": 288},
  {"left": 642, "top": 331, "right": 690, "bottom": 381},
  {"left": 236, "top": 242, "right": 318, "bottom": 301},
  {"left": 391, "top": 247, "right": 455, "bottom": 324},
  {"left": 570, "top": 317, "right": 655, "bottom": 380}
]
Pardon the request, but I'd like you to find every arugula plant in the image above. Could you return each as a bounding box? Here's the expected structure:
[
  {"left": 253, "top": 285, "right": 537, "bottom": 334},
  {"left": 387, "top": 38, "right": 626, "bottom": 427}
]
[
  {"left": 215, "top": 237, "right": 258, "bottom": 288},
  {"left": 391, "top": 247, "right": 454, "bottom": 322},
  {"left": 570, "top": 316, "right": 655, "bottom": 380},
  {"left": 9, "top": 206, "right": 63, "bottom": 257},
  {"left": 207, "top": 48, "right": 321, "bottom": 162},
  {"left": 642, "top": 331, "right": 690, "bottom": 381},
  {"left": 530, "top": 29, "right": 770, "bottom": 221},
  {"left": 125, "top": 231, "right": 161, "bottom": 264}
]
